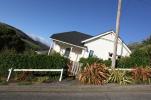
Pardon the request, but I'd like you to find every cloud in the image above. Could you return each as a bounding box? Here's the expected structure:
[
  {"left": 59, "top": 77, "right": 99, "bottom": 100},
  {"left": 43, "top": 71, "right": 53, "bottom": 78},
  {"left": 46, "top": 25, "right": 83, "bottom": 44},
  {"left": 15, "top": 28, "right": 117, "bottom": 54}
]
[{"left": 27, "top": 33, "right": 50, "bottom": 46}]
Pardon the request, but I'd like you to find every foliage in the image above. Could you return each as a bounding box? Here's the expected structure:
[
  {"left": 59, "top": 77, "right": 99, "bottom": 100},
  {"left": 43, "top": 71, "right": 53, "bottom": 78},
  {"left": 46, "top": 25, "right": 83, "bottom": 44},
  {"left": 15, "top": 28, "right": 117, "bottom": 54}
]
[
  {"left": 117, "top": 48, "right": 150, "bottom": 68},
  {"left": 128, "top": 42, "right": 143, "bottom": 52},
  {"left": 22, "top": 39, "right": 40, "bottom": 50},
  {"left": 79, "top": 57, "right": 103, "bottom": 69},
  {"left": 131, "top": 67, "right": 151, "bottom": 84},
  {"left": 142, "top": 35, "right": 151, "bottom": 45},
  {"left": 79, "top": 63, "right": 109, "bottom": 85},
  {"left": 0, "top": 25, "right": 25, "bottom": 52},
  {"left": 36, "top": 76, "right": 49, "bottom": 83},
  {"left": 0, "top": 53, "right": 69, "bottom": 77},
  {"left": 79, "top": 57, "right": 111, "bottom": 70},
  {"left": 116, "top": 57, "right": 132, "bottom": 68},
  {"left": 0, "top": 81, "right": 9, "bottom": 85},
  {"left": 0, "top": 49, "right": 17, "bottom": 55},
  {"left": 107, "top": 70, "right": 132, "bottom": 85},
  {"left": 13, "top": 71, "right": 61, "bottom": 82},
  {"left": 131, "top": 48, "right": 150, "bottom": 66},
  {"left": 122, "top": 35, "right": 151, "bottom": 68},
  {"left": 140, "top": 45, "right": 151, "bottom": 66},
  {"left": 103, "top": 60, "right": 111, "bottom": 67},
  {"left": 14, "top": 72, "right": 33, "bottom": 81}
]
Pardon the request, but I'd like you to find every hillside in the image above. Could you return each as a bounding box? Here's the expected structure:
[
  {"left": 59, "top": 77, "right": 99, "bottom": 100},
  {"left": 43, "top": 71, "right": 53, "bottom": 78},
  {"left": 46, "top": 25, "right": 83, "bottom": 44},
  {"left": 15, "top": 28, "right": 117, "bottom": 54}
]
[
  {"left": 128, "top": 35, "right": 151, "bottom": 52},
  {"left": 0, "top": 22, "right": 49, "bottom": 52}
]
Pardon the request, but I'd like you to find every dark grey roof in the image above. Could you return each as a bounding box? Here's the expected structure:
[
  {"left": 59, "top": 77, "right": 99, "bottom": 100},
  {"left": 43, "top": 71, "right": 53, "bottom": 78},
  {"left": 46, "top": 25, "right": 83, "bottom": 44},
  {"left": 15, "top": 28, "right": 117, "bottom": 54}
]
[{"left": 51, "top": 31, "right": 93, "bottom": 47}]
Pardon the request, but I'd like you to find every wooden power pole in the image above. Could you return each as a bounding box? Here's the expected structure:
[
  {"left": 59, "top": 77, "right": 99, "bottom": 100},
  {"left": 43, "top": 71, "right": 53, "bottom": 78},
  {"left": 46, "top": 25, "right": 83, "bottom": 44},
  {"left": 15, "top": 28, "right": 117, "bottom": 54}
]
[{"left": 111, "top": 0, "right": 122, "bottom": 68}]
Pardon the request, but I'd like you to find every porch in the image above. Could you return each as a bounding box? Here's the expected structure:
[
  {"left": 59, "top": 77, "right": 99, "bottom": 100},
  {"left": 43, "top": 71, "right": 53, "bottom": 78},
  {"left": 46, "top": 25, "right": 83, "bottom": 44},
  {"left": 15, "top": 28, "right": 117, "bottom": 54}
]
[{"left": 49, "top": 39, "right": 87, "bottom": 62}]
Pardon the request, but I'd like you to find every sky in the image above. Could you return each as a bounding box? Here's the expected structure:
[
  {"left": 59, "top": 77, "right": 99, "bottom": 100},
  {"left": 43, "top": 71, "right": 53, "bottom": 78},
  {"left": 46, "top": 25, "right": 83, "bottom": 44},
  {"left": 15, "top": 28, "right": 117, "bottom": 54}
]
[{"left": 0, "top": 0, "right": 151, "bottom": 45}]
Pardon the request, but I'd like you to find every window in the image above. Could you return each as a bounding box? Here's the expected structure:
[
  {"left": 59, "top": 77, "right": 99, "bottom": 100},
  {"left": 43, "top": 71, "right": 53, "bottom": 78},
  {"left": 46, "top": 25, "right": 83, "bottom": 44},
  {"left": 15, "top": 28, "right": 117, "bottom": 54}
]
[
  {"left": 118, "top": 55, "right": 121, "bottom": 59},
  {"left": 89, "top": 50, "right": 94, "bottom": 57},
  {"left": 64, "top": 48, "right": 71, "bottom": 58},
  {"left": 109, "top": 52, "right": 113, "bottom": 57},
  {"left": 108, "top": 52, "right": 113, "bottom": 60}
]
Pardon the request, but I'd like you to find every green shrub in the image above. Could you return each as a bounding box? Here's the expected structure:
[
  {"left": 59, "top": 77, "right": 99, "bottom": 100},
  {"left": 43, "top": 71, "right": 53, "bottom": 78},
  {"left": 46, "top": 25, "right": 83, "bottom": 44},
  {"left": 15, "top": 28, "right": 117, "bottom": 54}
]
[
  {"left": 0, "top": 53, "right": 69, "bottom": 77},
  {"left": 117, "top": 48, "right": 150, "bottom": 68},
  {"left": 117, "top": 57, "right": 133, "bottom": 68},
  {"left": 79, "top": 57, "right": 103, "bottom": 69},
  {"left": 107, "top": 70, "right": 132, "bottom": 85},
  {"left": 103, "top": 60, "right": 111, "bottom": 67},
  {"left": 79, "top": 57, "right": 111, "bottom": 69},
  {"left": 131, "top": 49, "right": 150, "bottom": 66}
]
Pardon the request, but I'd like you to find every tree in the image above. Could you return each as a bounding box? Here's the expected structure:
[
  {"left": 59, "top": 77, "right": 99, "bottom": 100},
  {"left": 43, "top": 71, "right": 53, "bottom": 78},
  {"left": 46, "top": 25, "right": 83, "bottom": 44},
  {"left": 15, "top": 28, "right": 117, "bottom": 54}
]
[{"left": 0, "top": 25, "right": 25, "bottom": 53}]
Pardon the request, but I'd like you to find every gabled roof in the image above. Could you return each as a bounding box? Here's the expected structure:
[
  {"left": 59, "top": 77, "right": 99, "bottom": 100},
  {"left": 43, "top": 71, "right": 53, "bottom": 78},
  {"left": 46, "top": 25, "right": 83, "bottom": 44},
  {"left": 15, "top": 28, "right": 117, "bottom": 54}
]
[
  {"left": 50, "top": 31, "right": 92, "bottom": 47},
  {"left": 82, "top": 30, "right": 114, "bottom": 43}
]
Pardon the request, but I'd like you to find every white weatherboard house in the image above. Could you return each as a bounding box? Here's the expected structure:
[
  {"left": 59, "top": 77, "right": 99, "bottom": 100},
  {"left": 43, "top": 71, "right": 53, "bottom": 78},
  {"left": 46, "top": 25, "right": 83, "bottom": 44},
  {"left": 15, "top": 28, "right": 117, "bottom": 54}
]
[{"left": 48, "top": 31, "right": 131, "bottom": 62}]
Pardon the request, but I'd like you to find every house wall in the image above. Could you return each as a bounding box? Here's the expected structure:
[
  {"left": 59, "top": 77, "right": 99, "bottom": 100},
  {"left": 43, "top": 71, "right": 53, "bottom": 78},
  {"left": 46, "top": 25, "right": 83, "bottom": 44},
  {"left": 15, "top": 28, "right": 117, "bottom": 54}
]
[
  {"left": 50, "top": 32, "right": 131, "bottom": 61},
  {"left": 83, "top": 33, "right": 131, "bottom": 60},
  {"left": 52, "top": 40, "right": 84, "bottom": 61}
]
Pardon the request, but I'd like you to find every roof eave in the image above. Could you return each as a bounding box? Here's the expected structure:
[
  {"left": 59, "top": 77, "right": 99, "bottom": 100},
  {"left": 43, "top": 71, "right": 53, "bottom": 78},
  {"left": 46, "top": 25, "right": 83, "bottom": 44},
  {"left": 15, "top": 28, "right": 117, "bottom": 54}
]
[
  {"left": 51, "top": 38, "right": 87, "bottom": 49},
  {"left": 81, "top": 30, "right": 115, "bottom": 43}
]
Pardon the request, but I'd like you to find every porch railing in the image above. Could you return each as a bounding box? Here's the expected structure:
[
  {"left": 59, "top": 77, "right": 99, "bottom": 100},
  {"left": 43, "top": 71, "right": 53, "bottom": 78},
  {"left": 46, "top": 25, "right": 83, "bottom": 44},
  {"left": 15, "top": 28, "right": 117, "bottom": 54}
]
[{"left": 68, "top": 61, "right": 82, "bottom": 76}]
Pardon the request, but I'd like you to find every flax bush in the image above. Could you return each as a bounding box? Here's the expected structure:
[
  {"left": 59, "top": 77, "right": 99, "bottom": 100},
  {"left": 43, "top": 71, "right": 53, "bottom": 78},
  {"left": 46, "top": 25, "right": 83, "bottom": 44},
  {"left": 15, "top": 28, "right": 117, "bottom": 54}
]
[
  {"left": 107, "top": 70, "right": 132, "bottom": 85},
  {"left": 131, "top": 67, "right": 151, "bottom": 84},
  {"left": 79, "top": 63, "right": 109, "bottom": 85}
]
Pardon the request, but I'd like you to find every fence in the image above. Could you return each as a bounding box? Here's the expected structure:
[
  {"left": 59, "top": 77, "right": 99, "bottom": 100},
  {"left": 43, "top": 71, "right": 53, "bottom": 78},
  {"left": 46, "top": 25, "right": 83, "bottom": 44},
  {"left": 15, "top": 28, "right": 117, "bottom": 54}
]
[
  {"left": 7, "top": 68, "right": 64, "bottom": 82},
  {"left": 68, "top": 61, "right": 82, "bottom": 76}
]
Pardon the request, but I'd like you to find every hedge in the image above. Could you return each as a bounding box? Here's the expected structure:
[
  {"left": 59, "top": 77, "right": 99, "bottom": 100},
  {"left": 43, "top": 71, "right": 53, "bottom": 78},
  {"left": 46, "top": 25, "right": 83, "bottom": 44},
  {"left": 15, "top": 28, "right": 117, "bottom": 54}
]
[
  {"left": 79, "top": 57, "right": 111, "bottom": 69},
  {"left": 117, "top": 56, "right": 150, "bottom": 68},
  {"left": 117, "top": 48, "right": 150, "bottom": 68},
  {"left": 0, "top": 53, "right": 69, "bottom": 77}
]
